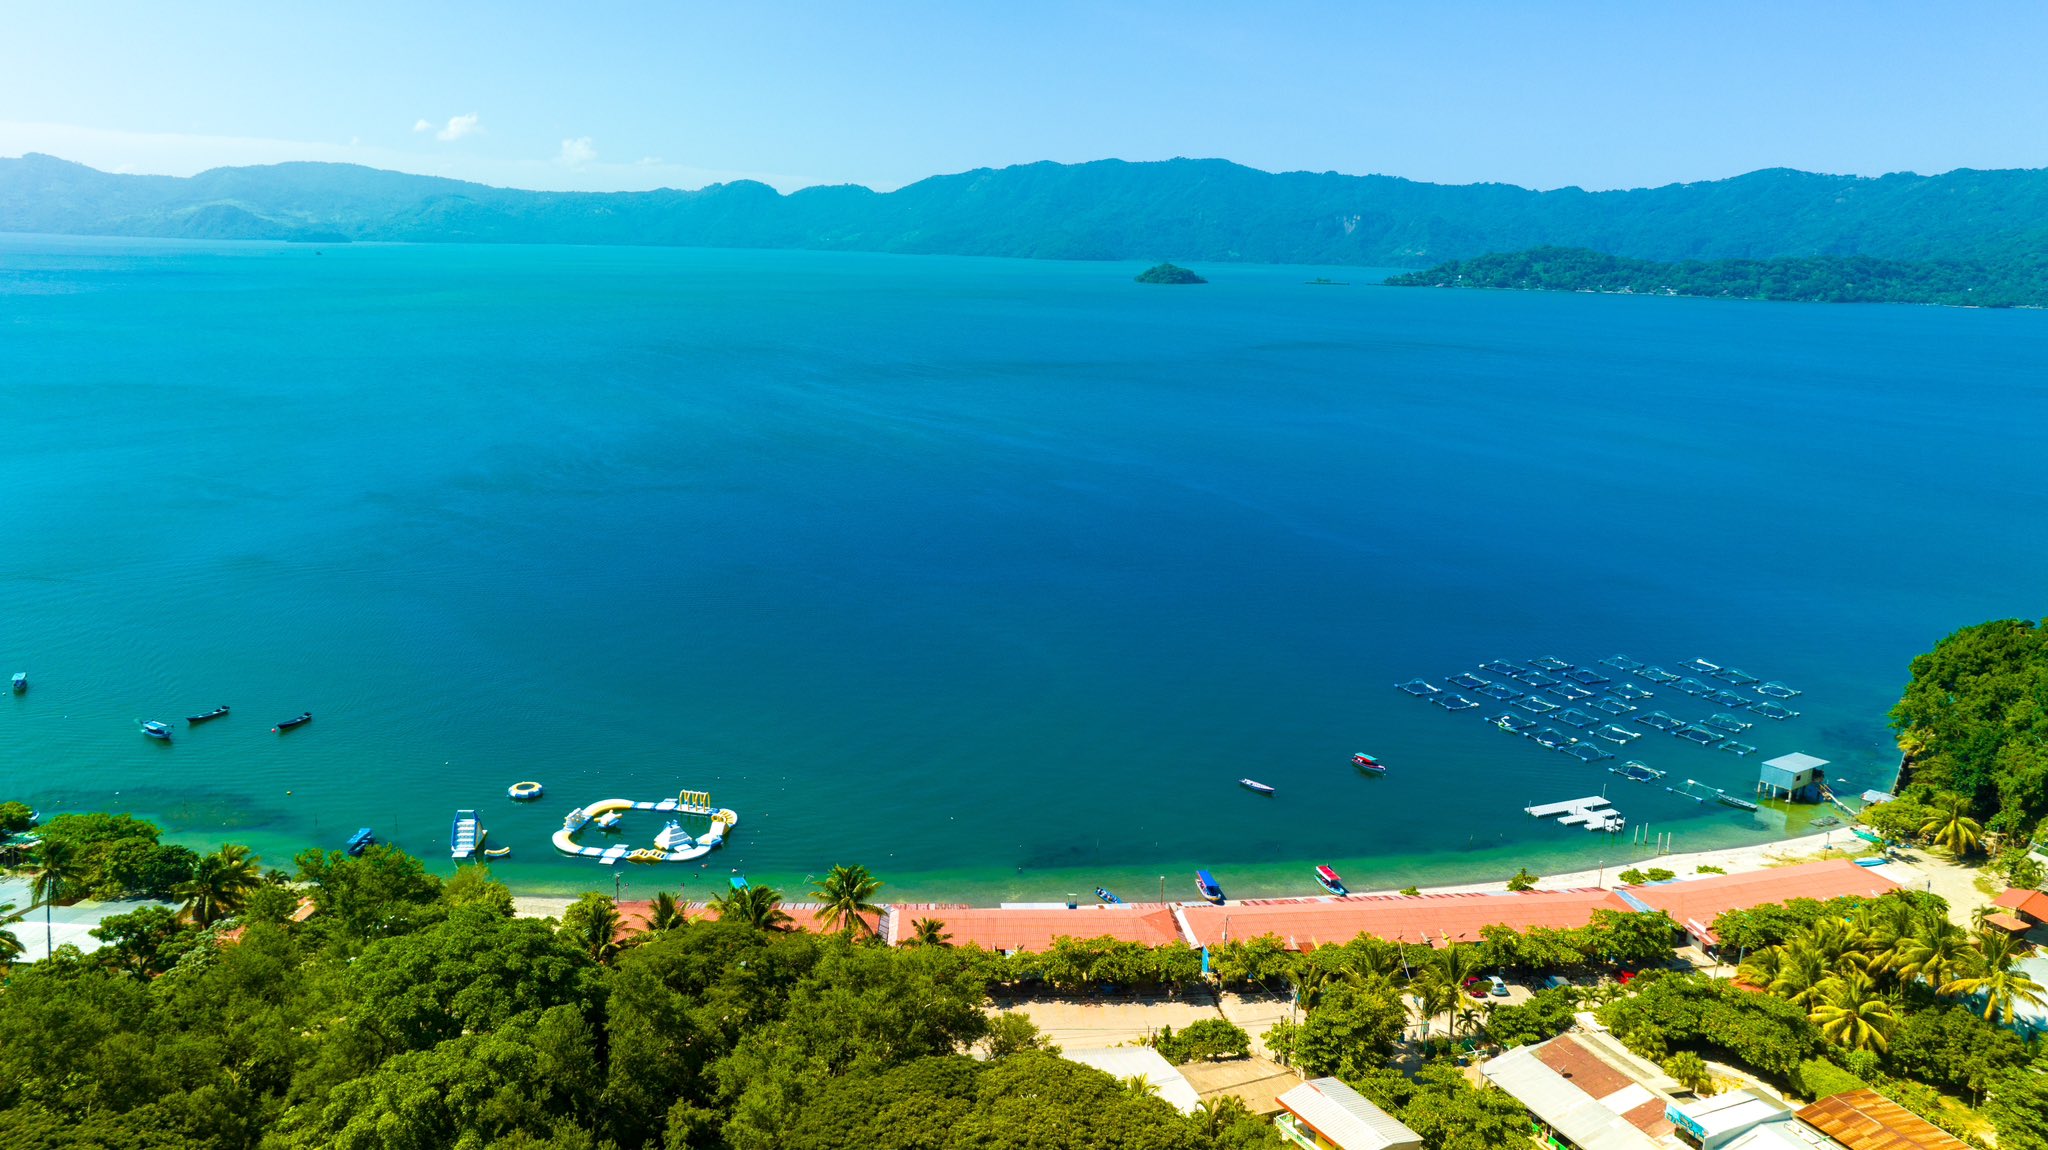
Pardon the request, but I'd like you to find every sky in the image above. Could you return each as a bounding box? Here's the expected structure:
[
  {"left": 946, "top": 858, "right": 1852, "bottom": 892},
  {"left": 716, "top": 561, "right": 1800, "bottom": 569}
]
[{"left": 2, "top": 2, "right": 2044, "bottom": 194}]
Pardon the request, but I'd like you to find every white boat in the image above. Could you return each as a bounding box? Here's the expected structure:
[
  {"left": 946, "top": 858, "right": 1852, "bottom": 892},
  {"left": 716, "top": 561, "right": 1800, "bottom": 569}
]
[
  {"left": 141, "top": 720, "right": 172, "bottom": 740},
  {"left": 653, "top": 820, "right": 694, "bottom": 851},
  {"left": 1239, "top": 778, "right": 1276, "bottom": 795}
]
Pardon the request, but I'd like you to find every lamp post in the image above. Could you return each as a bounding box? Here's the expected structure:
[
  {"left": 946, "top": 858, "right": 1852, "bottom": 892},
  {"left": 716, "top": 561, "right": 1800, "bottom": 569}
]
[{"left": 1158, "top": 875, "right": 1165, "bottom": 904}]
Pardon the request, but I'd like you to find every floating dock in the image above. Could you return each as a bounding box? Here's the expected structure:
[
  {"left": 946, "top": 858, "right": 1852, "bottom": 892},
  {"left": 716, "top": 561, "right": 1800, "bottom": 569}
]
[
  {"left": 552, "top": 789, "right": 739, "bottom": 864},
  {"left": 1525, "top": 795, "right": 1623, "bottom": 832}
]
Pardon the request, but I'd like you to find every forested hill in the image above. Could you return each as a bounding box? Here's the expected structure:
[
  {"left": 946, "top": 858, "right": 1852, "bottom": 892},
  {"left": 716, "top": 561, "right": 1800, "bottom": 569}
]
[
  {"left": 1385, "top": 246, "right": 2048, "bottom": 307},
  {"left": 6, "top": 152, "right": 2048, "bottom": 268}
]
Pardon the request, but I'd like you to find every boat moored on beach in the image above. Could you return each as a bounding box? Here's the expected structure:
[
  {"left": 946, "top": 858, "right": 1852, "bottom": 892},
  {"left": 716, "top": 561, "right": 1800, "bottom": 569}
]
[
  {"left": 273, "top": 711, "right": 312, "bottom": 732},
  {"left": 1315, "top": 865, "right": 1348, "bottom": 895},
  {"left": 1352, "top": 752, "right": 1385, "bottom": 773},
  {"left": 141, "top": 720, "right": 172, "bottom": 741},
  {"left": 187, "top": 705, "right": 230, "bottom": 724},
  {"left": 1195, "top": 870, "right": 1225, "bottom": 903},
  {"left": 1239, "top": 778, "right": 1276, "bottom": 795}
]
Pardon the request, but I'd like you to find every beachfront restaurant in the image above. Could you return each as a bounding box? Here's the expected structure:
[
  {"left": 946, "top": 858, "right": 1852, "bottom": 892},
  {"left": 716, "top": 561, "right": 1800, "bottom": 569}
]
[{"left": 1274, "top": 1077, "right": 1421, "bottom": 1150}]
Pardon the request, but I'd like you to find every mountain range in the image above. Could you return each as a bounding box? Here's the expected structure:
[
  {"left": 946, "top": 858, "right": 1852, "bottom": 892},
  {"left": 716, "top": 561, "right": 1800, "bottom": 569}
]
[{"left": 5, "top": 152, "right": 2047, "bottom": 270}]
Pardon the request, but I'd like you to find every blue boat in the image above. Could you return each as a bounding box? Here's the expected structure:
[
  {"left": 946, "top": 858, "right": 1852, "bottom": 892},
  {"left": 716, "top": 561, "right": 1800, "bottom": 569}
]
[
  {"left": 729, "top": 874, "right": 750, "bottom": 892},
  {"left": 345, "top": 827, "right": 375, "bottom": 857},
  {"left": 1095, "top": 887, "right": 1122, "bottom": 904},
  {"left": 1195, "top": 870, "right": 1224, "bottom": 903}
]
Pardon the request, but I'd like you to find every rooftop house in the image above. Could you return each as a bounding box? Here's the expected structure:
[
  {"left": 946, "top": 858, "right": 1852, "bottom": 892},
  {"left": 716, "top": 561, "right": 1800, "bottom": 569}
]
[
  {"left": 1481, "top": 1031, "right": 1685, "bottom": 1150},
  {"left": 1756, "top": 753, "right": 1828, "bottom": 803},
  {"left": 1275, "top": 1077, "right": 1422, "bottom": 1150},
  {"left": 1794, "top": 1089, "right": 1973, "bottom": 1150}
]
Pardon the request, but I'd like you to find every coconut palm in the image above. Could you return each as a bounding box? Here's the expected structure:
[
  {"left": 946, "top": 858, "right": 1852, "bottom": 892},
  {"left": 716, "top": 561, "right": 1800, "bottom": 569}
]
[
  {"left": 812, "top": 863, "right": 885, "bottom": 938},
  {"left": 0, "top": 901, "right": 24, "bottom": 967},
  {"left": 29, "top": 838, "right": 85, "bottom": 958},
  {"left": 1286, "top": 962, "right": 1361, "bottom": 1013},
  {"left": 1798, "top": 918, "right": 1874, "bottom": 975},
  {"left": 1735, "top": 946, "right": 1783, "bottom": 989},
  {"left": 565, "top": 897, "right": 623, "bottom": 965},
  {"left": 647, "top": 891, "right": 688, "bottom": 933},
  {"left": 1810, "top": 970, "right": 1897, "bottom": 1053},
  {"left": 176, "top": 844, "right": 263, "bottom": 927},
  {"left": 1921, "top": 794, "right": 1984, "bottom": 858},
  {"left": 714, "top": 884, "right": 793, "bottom": 932},
  {"left": 906, "top": 917, "right": 951, "bottom": 947},
  {"left": 1769, "top": 945, "right": 1833, "bottom": 1010},
  {"left": 1194, "top": 1096, "right": 1252, "bottom": 1138},
  {"left": 1941, "top": 931, "right": 2048, "bottom": 1025},
  {"left": 1893, "top": 921, "right": 1974, "bottom": 990}
]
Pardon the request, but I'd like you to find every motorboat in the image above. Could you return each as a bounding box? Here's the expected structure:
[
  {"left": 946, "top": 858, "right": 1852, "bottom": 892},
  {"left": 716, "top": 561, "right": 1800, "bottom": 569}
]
[
  {"left": 10, "top": 672, "right": 24, "bottom": 694},
  {"left": 450, "top": 810, "right": 479, "bottom": 860},
  {"left": 1239, "top": 778, "right": 1276, "bottom": 795},
  {"left": 141, "top": 720, "right": 173, "bottom": 741},
  {"left": 1717, "top": 793, "right": 1761, "bottom": 812},
  {"left": 273, "top": 711, "right": 312, "bottom": 732},
  {"left": 345, "top": 828, "right": 375, "bottom": 856},
  {"left": 653, "top": 820, "right": 694, "bottom": 851},
  {"left": 186, "top": 705, "right": 230, "bottom": 724},
  {"left": 1315, "top": 865, "right": 1347, "bottom": 895},
  {"left": 1351, "top": 752, "right": 1386, "bottom": 773},
  {"left": 1094, "top": 887, "right": 1122, "bottom": 904},
  {"left": 1195, "top": 869, "right": 1224, "bottom": 903}
]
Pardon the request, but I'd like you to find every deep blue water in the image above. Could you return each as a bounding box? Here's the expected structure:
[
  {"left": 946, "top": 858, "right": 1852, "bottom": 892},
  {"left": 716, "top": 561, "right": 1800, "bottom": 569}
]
[{"left": 2, "top": 236, "right": 2044, "bottom": 903}]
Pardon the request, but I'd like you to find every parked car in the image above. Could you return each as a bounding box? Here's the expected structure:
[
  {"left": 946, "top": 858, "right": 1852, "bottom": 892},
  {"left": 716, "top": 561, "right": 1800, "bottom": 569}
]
[
  {"left": 1541, "top": 975, "right": 1573, "bottom": 991},
  {"left": 1489, "top": 975, "right": 1509, "bottom": 996}
]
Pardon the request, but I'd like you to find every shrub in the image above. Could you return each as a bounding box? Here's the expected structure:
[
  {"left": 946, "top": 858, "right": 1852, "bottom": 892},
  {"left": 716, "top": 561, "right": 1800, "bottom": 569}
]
[
  {"left": 1695, "top": 865, "right": 1726, "bottom": 875},
  {"left": 1643, "top": 868, "right": 1675, "bottom": 882},
  {"left": 1795, "top": 1058, "right": 1867, "bottom": 1100},
  {"left": 1619, "top": 868, "right": 1647, "bottom": 885},
  {"left": 1151, "top": 1018, "right": 1250, "bottom": 1064},
  {"left": 0, "top": 800, "right": 35, "bottom": 834}
]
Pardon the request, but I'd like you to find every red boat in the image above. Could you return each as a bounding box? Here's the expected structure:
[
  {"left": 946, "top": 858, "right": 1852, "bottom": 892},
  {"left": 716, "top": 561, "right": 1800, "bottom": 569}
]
[
  {"left": 1315, "top": 865, "right": 1348, "bottom": 895},
  {"left": 1352, "top": 752, "right": 1385, "bottom": 773}
]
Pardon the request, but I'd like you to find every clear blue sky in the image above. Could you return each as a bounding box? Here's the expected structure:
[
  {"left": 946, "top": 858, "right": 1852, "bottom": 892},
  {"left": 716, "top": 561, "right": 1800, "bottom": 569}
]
[{"left": 3, "top": 1, "right": 2044, "bottom": 192}]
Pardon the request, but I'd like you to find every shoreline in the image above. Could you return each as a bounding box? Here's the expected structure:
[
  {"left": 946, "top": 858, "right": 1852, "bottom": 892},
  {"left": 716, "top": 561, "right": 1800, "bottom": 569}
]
[{"left": 511, "top": 828, "right": 1867, "bottom": 921}]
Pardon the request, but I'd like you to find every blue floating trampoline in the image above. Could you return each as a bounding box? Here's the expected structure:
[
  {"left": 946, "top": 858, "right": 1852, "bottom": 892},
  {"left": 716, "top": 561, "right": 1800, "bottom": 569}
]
[
  {"left": 1635, "top": 710, "right": 1685, "bottom": 732},
  {"left": 1515, "top": 671, "right": 1561, "bottom": 688},
  {"left": 1479, "top": 660, "right": 1522, "bottom": 676}
]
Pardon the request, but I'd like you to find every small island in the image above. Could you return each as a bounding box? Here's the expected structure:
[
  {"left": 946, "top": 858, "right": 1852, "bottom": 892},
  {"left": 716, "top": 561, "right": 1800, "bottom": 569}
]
[{"left": 1134, "top": 262, "right": 1207, "bottom": 285}]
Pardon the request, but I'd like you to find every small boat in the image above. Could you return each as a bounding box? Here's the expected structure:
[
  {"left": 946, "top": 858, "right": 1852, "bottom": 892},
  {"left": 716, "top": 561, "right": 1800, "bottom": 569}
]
[
  {"left": 141, "top": 720, "right": 173, "bottom": 741},
  {"left": 595, "top": 811, "right": 624, "bottom": 831},
  {"left": 1095, "top": 887, "right": 1122, "bottom": 904},
  {"left": 273, "top": 711, "right": 312, "bottom": 733},
  {"left": 729, "top": 874, "right": 750, "bottom": 891},
  {"left": 1239, "top": 778, "right": 1276, "bottom": 795},
  {"left": 653, "top": 820, "right": 694, "bottom": 851},
  {"left": 1315, "top": 865, "right": 1348, "bottom": 895},
  {"left": 186, "top": 705, "right": 230, "bottom": 724},
  {"left": 10, "top": 672, "right": 24, "bottom": 694},
  {"left": 483, "top": 846, "right": 512, "bottom": 859},
  {"left": 1717, "top": 793, "right": 1760, "bottom": 812},
  {"left": 450, "top": 809, "right": 479, "bottom": 859},
  {"left": 1351, "top": 752, "right": 1386, "bottom": 773},
  {"left": 1195, "top": 870, "right": 1225, "bottom": 903},
  {"left": 345, "top": 828, "right": 375, "bottom": 856}
]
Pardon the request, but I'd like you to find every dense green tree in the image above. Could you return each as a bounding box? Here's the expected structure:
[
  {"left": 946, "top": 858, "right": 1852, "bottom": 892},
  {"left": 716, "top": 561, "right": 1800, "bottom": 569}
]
[
  {"left": 1349, "top": 1062, "right": 1530, "bottom": 1150},
  {"left": 1599, "top": 971, "right": 1823, "bottom": 1083},
  {"left": 1289, "top": 977, "right": 1407, "bottom": 1079},
  {"left": 1889, "top": 618, "right": 2048, "bottom": 831},
  {"left": 0, "top": 800, "right": 35, "bottom": 834},
  {"left": 907, "top": 916, "right": 952, "bottom": 947},
  {"left": 558, "top": 893, "right": 623, "bottom": 966},
  {"left": 1984, "top": 1069, "right": 2048, "bottom": 1150},
  {"left": 1484, "top": 986, "right": 1579, "bottom": 1047},
  {"left": 89, "top": 905, "right": 193, "bottom": 976},
  {"left": 1884, "top": 1003, "right": 2032, "bottom": 1096},
  {"left": 294, "top": 843, "right": 444, "bottom": 944},
  {"left": 1153, "top": 1019, "right": 1251, "bottom": 1064},
  {"left": 442, "top": 863, "right": 515, "bottom": 916}
]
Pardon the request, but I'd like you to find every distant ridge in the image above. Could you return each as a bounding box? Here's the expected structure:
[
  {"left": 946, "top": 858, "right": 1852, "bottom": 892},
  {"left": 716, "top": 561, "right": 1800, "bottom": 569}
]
[{"left": 6, "top": 152, "right": 2048, "bottom": 270}]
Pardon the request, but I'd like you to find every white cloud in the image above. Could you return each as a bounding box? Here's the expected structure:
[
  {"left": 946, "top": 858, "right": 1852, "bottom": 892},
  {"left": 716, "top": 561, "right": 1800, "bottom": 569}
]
[
  {"left": 556, "top": 137, "right": 596, "bottom": 168},
  {"left": 412, "top": 118, "right": 432, "bottom": 133},
  {"left": 435, "top": 113, "right": 480, "bottom": 142}
]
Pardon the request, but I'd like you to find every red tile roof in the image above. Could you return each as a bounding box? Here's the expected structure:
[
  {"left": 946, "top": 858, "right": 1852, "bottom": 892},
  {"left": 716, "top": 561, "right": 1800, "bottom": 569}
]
[
  {"left": 1981, "top": 911, "right": 2032, "bottom": 934},
  {"left": 1177, "top": 888, "right": 1631, "bottom": 950},
  {"left": 1991, "top": 887, "right": 2048, "bottom": 923},
  {"left": 614, "top": 899, "right": 840, "bottom": 941},
  {"left": 890, "top": 905, "right": 1187, "bottom": 951},
  {"left": 1625, "top": 859, "right": 1899, "bottom": 934}
]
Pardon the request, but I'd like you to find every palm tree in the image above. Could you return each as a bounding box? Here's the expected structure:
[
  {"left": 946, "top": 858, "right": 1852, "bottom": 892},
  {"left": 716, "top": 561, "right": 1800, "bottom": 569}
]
[
  {"left": 1286, "top": 963, "right": 1361, "bottom": 1014},
  {"left": 1921, "top": 794, "right": 1984, "bottom": 857},
  {"left": 812, "top": 863, "right": 884, "bottom": 938},
  {"left": 647, "top": 890, "right": 688, "bottom": 932},
  {"left": 29, "top": 839, "right": 84, "bottom": 957},
  {"left": 1768, "top": 945, "right": 1832, "bottom": 1010},
  {"left": 1194, "top": 1096, "right": 1251, "bottom": 1139},
  {"left": 566, "top": 897, "right": 623, "bottom": 965},
  {"left": 714, "top": 884, "right": 793, "bottom": 931},
  {"left": 1941, "top": 932, "right": 2048, "bottom": 1025},
  {"left": 0, "top": 901, "right": 24, "bottom": 968},
  {"left": 176, "top": 845, "right": 262, "bottom": 927},
  {"left": 906, "top": 917, "right": 951, "bottom": 947},
  {"left": 1735, "top": 946, "right": 1783, "bottom": 989},
  {"left": 1810, "top": 970, "right": 1897, "bottom": 1053},
  {"left": 1892, "top": 921, "right": 1973, "bottom": 990}
]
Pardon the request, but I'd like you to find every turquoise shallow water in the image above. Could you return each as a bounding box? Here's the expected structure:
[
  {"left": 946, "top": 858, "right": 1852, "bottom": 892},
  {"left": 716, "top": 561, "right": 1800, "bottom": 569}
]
[{"left": 2, "top": 236, "right": 2045, "bottom": 904}]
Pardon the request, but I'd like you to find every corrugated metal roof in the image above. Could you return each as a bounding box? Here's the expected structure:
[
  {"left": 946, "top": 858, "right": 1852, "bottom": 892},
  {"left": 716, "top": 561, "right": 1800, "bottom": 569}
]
[
  {"left": 1481, "top": 1045, "right": 1666, "bottom": 1150},
  {"left": 1062, "top": 1047, "right": 1203, "bottom": 1115},
  {"left": 1795, "top": 1089, "right": 1970, "bottom": 1150},
  {"left": 1276, "top": 1078, "right": 1421, "bottom": 1150}
]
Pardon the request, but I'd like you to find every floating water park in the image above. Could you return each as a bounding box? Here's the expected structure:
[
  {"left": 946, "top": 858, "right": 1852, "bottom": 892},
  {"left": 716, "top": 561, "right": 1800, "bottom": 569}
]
[{"left": 552, "top": 789, "right": 739, "bottom": 865}]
